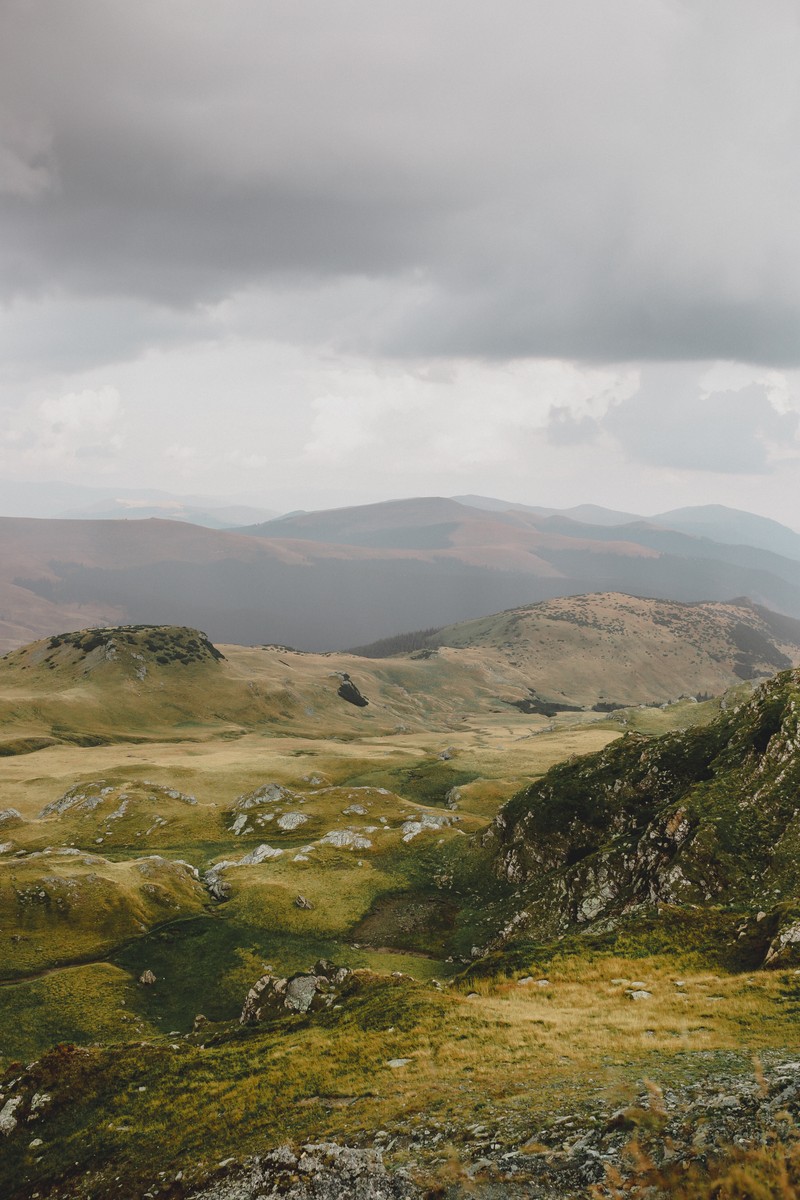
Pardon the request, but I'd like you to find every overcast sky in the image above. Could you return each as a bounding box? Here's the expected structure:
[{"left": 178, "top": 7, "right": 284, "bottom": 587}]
[{"left": 2, "top": 0, "right": 800, "bottom": 523}]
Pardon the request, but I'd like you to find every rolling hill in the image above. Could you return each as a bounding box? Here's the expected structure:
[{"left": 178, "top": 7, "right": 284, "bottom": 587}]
[
  {"left": 4, "top": 595, "right": 800, "bottom": 762},
  {"left": 354, "top": 592, "right": 800, "bottom": 707}
]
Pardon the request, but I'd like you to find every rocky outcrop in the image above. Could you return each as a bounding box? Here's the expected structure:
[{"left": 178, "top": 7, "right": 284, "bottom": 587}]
[
  {"left": 240, "top": 960, "right": 351, "bottom": 1022},
  {"left": 483, "top": 669, "right": 800, "bottom": 946},
  {"left": 188, "top": 1143, "right": 420, "bottom": 1200}
]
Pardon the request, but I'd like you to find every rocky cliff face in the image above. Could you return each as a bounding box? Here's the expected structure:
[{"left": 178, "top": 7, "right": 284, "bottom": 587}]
[{"left": 483, "top": 669, "right": 800, "bottom": 957}]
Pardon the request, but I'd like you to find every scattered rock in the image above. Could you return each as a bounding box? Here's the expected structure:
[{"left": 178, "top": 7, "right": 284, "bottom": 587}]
[
  {"left": 295, "top": 895, "right": 314, "bottom": 910},
  {"left": 234, "top": 783, "right": 293, "bottom": 811},
  {"left": 401, "top": 813, "right": 451, "bottom": 842},
  {"left": 238, "top": 844, "right": 283, "bottom": 866},
  {"left": 319, "top": 830, "right": 372, "bottom": 850},
  {"left": 139, "top": 969, "right": 157, "bottom": 986},
  {"left": 387, "top": 1059, "right": 412, "bottom": 1069},
  {"left": 444, "top": 787, "right": 461, "bottom": 810},
  {"left": 276, "top": 812, "right": 309, "bottom": 832},
  {"left": 187, "top": 1142, "right": 420, "bottom": 1199}
]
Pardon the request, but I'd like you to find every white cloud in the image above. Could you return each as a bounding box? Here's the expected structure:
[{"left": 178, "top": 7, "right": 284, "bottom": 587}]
[
  {"left": 0, "top": 385, "right": 125, "bottom": 470},
  {"left": 302, "top": 358, "right": 636, "bottom": 471},
  {"left": 39, "top": 385, "right": 121, "bottom": 435}
]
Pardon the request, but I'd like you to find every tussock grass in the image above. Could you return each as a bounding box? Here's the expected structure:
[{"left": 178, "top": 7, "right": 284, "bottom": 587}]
[{"left": 3, "top": 959, "right": 798, "bottom": 1199}]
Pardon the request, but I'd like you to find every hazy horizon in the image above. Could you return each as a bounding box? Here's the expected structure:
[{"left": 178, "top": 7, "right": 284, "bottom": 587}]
[{"left": 1, "top": 479, "right": 799, "bottom": 536}]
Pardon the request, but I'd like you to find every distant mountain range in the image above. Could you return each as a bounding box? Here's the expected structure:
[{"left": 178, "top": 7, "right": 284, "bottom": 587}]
[
  {"left": 454, "top": 495, "right": 800, "bottom": 560},
  {"left": 0, "top": 481, "right": 276, "bottom": 529},
  {"left": 3, "top": 496, "right": 800, "bottom": 652}
]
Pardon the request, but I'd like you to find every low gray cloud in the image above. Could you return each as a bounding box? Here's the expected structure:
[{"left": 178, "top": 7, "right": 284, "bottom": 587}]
[
  {"left": 550, "top": 368, "right": 800, "bottom": 474},
  {"left": 547, "top": 406, "right": 601, "bottom": 446},
  {"left": 608, "top": 381, "right": 799, "bottom": 474},
  {"left": 2, "top": 1, "right": 800, "bottom": 365}
]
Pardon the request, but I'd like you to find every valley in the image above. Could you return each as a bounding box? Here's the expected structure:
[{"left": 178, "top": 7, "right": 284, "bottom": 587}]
[{"left": 0, "top": 595, "right": 799, "bottom": 1197}]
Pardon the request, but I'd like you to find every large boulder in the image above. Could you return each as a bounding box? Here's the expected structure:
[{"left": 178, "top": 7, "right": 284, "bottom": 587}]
[
  {"left": 240, "top": 960, "right": 350, "bottom": 1022},
  {"left": 764, "top": 914, "right": 800, "bottom": 968},
  {"left": 337, "top": 675, "right": 369, "bottom": 707}
]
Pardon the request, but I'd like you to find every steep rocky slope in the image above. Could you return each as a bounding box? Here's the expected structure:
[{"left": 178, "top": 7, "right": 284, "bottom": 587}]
[{"left": 482, "top": 666, "right": 800, "bottom": 962}]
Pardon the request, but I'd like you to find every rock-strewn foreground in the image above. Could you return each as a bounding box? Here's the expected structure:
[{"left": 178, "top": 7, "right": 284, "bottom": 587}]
[{"left": 186, "top": 1061, "right": 800, "bottom": 1199}]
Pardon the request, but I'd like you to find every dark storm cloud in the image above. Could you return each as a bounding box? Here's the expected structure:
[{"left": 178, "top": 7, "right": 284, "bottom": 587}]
[{"left": 3, "top": 0, "right": 800, "bottom": 363}]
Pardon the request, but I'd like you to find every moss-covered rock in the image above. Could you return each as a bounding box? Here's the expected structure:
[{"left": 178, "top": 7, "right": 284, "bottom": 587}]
[{"left": 484, "top": 669, "right": 800, "bottom": 949}]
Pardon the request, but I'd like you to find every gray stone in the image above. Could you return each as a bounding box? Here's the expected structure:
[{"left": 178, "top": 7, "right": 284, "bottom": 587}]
[
  {"left": 186, "top": 1142, "right": 420, "bottom": 1199},
  {"left": 0, "top": 1097, "right": 21, "bottom": 1136}
]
